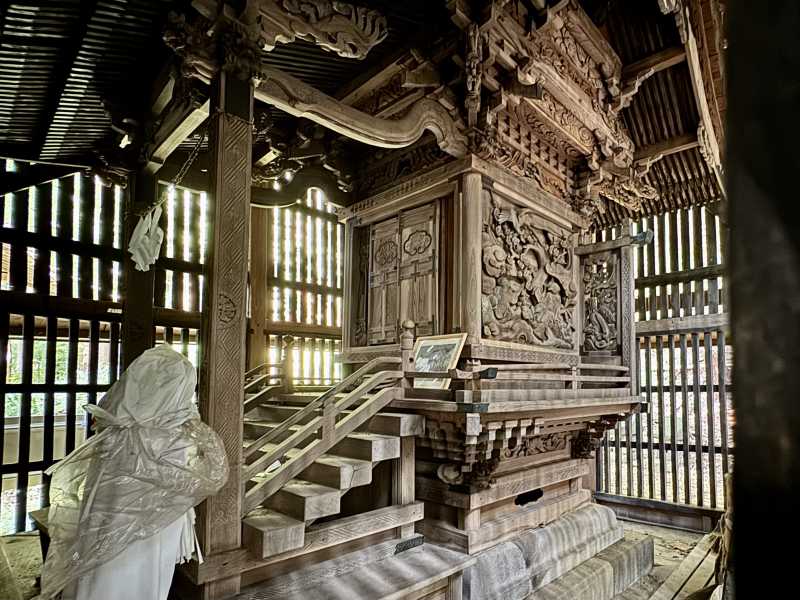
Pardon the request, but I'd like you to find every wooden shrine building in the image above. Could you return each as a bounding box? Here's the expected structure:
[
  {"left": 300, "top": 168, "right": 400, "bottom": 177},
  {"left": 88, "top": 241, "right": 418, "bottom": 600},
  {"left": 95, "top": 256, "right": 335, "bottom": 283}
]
[{"left": 0, "top": 1, "right": 738, "bottom": 599}]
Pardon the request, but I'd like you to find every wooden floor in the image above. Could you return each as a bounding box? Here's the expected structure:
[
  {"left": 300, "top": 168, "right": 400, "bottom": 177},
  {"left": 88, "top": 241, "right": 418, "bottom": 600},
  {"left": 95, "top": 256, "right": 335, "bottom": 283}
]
[{"left": 0, "top": 521, "right": 711, "bottom": 600}]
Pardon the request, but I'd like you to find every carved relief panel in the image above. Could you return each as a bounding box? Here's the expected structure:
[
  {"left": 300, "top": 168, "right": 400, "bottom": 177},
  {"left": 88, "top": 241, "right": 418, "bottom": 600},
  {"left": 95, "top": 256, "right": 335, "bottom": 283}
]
[
  {"left": 367, "top": 202, "right": 439, "bottom": 345},
  {"left": 581, "top": 251, "right": 620, "bottom": 353},
  {"left": 481, "top": 191, "right": 578, "bottom": 350}
]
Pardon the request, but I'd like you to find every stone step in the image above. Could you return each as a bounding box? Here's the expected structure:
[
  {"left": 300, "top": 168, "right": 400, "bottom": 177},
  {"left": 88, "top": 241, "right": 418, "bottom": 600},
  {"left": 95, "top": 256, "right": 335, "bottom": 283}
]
[
  {"left": 233, "top": 537, "right": 475, "bottom": 600},
  {"left": 263, "top": 479, "right": 340, "bottom": 521},
  {"left": 248, "top": 404, "right": 424, "bottom": 437},
  {"left": 242, "top": 508, "right": 305, "bottom": 559},
  {"left": 528, "top": 536, "right": 655, "bottom": 600}
]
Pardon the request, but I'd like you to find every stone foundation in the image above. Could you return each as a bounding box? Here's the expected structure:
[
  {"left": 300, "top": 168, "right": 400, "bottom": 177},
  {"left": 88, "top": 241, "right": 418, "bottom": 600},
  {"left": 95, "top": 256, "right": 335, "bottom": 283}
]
[{"left": 462, "top": 504, "right": 653, "bottom": 600}]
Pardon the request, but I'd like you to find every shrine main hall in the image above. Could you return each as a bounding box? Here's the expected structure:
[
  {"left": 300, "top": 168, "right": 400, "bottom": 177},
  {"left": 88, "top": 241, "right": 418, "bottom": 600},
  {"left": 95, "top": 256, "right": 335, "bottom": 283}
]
[{"left": 0, "top": 1, "right": 796, "bottom": 599}]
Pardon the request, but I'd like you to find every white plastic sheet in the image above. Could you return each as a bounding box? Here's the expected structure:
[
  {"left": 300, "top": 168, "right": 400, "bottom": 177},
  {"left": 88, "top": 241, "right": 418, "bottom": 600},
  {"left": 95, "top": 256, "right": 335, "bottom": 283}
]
[{"left": 37, "top": 346, "right": 228, "bottom": 599}]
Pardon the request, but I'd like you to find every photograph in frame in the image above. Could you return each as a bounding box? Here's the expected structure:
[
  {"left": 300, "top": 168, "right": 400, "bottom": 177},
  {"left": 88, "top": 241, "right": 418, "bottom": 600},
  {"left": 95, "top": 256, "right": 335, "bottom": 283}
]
[{"left": 412, "top": 333, "right": 468, "bottom": 389}]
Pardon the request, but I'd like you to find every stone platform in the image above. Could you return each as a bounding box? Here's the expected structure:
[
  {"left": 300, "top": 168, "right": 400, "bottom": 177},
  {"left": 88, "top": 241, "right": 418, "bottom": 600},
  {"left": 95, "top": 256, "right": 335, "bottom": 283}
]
[{"left": 462, "top": 504, "right": 653, "bottom": 600}]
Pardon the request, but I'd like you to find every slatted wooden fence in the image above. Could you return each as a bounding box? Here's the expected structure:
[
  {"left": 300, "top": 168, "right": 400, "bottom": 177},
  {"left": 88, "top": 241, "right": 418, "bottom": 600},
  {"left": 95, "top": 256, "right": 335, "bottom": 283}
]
[
  {"left": 595, "top": 203, "right": 734, "bottom": 513},
  {"left": 260, "top": 188, "right": 344, "bottom": 384}
]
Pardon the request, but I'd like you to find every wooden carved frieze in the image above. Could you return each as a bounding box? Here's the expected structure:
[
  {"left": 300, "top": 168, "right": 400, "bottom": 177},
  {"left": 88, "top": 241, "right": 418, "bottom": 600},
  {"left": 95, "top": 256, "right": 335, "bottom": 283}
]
[
  {"left": 481, "top": 191, "right": 577, "bottom": 350},
  {"left": 502, "top": 432, "right": 569, "bottom": 459},
  {"left": 582, "top": 253, "right": 619, "bottom": 352}
]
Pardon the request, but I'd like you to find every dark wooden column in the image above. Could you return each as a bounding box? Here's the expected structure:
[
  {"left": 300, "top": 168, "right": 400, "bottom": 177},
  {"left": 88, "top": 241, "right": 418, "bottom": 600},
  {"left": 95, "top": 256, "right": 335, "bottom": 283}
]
[
  {"left": 729, "top": 0, "right": 800, "bottom": 597},
  {"left": 121, "top": 171, "right": 156, "bottom": 367},
  {"left": 248, "top": 206, "right": 269, "bottom": 369},
  {"left": 197, "top": 68, "right": 253, "bottom": 600}
]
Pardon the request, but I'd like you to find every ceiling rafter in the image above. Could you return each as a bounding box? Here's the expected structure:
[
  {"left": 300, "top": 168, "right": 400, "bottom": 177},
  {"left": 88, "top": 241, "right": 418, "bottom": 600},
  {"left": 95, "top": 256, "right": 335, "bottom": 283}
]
[{"left": 33, "top": 0, "right": 101, "bottom": 160}]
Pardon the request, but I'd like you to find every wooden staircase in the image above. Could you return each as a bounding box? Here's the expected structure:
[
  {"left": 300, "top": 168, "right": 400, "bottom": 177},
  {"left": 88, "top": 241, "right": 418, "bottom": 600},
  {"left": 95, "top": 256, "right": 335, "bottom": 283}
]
[{"left": 238, "top": 339, "right": 423, "bottom": 563}]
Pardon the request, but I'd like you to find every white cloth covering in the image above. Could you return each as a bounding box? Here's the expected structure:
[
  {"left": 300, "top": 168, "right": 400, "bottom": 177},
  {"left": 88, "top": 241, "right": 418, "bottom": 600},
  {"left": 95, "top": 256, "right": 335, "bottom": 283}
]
[{"left": 37, "top": 346, "right": 228, "bottom": 600}]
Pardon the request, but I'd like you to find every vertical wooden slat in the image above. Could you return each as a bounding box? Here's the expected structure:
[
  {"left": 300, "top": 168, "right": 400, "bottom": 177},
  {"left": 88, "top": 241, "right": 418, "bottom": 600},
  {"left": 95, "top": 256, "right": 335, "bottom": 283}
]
[
  {"left": 680, "top": 333, "right": 691, "bottom": 504},
  {"left": 10, "top": 188, "right": 28, "bottom": 291},
  {"left": 109, "top": 321, "right": 120, "bottom": 384},
  {"left": 614, "top": 420, "right": 621, "bottom": 494},
  {"left": 693, "top": 206, "right": 705, "bottom": 315},
  {"left": 65, "top": 318, "right": 78, "bottom": 454},
  {"left": 34, "top": 184, "right": 52, "bottom": 294},
  {"left": 636, "top": 338, "right": 644, "bottom": 497},
  {"left": 172, "top": 189, "right": 185, "bottom": 311},
  {"left": 99, "top": 185, "right": 115, "bottom": 300},
  {"left": 56, "top": 176, "right": 75, "bottom": 298},
  {"left": 644, "top": 335, "right": 654, "bottom": 498},
  {"left": 692, "top": 332, "right": 704, "bottom": 506},
  {"left": 0, "top": 313, "right": 8, "bottom": 475},
  {"left": 625, "top": 414, "right": 633, "bottom": 496},
  {"left": 43, "top": 315, "right": 57, "bottom": 500},
  {"left": 705, "top": 208, "right": 719, "bottom": 313},
  {"left": 717, "top": 330, "right": 730, "bottom": 476},
  {"left": 704, "top": 331, "right": 717, "bottom": 507},
  {"left": 78, "top": 176, "right": 94, "bottom": 299},
  {"left": 596, "top": 441, "right": 604, "bottom": 492},
  {"left": 668, "top": 333, "right": 679, "bottom": 502},
  {"left": 654, "top": 215, "right": 664, "bottom": 318},
  {"left": 669, "top": 211, "right": 680, "bottom": 317},
  {"left": 16, "top": 312, "right": 34, "bottom": 532},
  {"left": 680, "top": 209, "right": 692, "bottom": 315},
  {"left": 86, "top": 320, "right": 99, "bottom": 438},
  {"left": 655, "top": 334, "right": 666, "bottom": 500},
  {"left": 603, "top": 429, "right": 610, "bottom": 492}
]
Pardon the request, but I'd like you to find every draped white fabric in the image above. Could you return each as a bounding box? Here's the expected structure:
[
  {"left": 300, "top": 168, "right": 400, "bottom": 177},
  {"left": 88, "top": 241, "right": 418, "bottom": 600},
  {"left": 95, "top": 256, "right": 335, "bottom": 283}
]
[{"left": 37, "top": 346, "right": 228, "bottom": 599}]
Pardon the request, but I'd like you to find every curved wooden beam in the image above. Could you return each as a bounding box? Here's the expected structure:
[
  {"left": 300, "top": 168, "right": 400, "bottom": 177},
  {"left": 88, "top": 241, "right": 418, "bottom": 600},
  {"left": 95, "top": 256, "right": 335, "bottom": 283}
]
[{"left": 255, "top": 67, "right": 467, "bottom": 158}]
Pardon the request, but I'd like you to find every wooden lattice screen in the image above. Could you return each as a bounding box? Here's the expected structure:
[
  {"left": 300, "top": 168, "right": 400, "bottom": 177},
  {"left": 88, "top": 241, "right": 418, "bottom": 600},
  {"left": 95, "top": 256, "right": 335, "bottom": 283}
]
[
  {"left": 262, "top": 188, "right": 344, "bottom": 386},
  {"left": 0, "top": 161, "right": 125, "bottom": 534},
  {"left": 595, "top": 203, "right": 734, "bottom": 514}
]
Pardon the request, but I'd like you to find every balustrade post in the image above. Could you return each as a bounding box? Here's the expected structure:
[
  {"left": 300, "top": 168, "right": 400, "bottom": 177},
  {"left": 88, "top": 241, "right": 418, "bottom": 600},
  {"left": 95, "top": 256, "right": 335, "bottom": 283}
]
[
  {"left": 282, "top": 335, "right": 295, "bottom": 394},
  {"left": 400, "top": 320, "right": 416, "bottom": 390}
]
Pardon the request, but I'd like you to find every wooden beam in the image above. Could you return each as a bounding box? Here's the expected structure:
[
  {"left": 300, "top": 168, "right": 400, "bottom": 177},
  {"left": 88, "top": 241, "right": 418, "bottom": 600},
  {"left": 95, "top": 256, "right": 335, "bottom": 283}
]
[
  {"left": 634, "top": 133, "right": 700, "bottom": 162},
  {"left": 0, "top": 164, "right": 81, "bottom": 196},
  {"left": 683, "top": 12, "right": 725, "bottom": 195},
  {"left": 144, "top": 88, "right": 210, "bottom": 174},
  {"left": 622, "top": 46, "right": 687, "bottom": 82}
]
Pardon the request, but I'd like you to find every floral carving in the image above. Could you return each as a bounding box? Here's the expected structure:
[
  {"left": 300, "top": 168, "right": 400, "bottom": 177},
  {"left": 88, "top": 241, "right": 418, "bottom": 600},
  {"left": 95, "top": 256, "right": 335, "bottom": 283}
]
[
  {"left": 583, "top": 256, "right": 618, "bottom": 352},
  {"left": 503, "top": 432, "right": 569, "bottom": 459},
  {"left": 481, "top": 192, "right": 577, "bottom": 350},
  {"left": 404, "top": 230, "right": 432, "bottom": 256},
  {"left": 374, "top": 239, "right": 398, "bottom": 266}
]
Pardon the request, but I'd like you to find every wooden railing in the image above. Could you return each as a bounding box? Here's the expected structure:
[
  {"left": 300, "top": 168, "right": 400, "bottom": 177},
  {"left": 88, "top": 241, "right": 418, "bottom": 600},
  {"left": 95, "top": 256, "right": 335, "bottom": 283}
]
[{"left": 240, "top": 323, "right": 416, "bottom": 515}]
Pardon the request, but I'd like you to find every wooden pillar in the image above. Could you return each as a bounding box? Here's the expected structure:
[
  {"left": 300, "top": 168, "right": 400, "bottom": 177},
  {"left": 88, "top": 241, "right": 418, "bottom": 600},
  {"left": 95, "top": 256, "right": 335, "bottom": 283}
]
[
  {"left": 460, "top": 172, "right": 483, "bottom": 346},
  {"left": 197, "top": 68, "right": 253, "bottom": 600},
  {"left": 248, "top": 206, "right": 269, "bottom": 369},
  {"left": 121, "top": 171, "right": 156, "bottom": 367}
]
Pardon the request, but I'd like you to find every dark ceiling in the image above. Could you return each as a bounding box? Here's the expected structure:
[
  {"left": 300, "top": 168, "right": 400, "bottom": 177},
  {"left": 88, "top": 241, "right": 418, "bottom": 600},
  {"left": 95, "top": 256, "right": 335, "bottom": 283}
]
[{"left": 0, "top": 0, "right": 451, "bottom": 165}]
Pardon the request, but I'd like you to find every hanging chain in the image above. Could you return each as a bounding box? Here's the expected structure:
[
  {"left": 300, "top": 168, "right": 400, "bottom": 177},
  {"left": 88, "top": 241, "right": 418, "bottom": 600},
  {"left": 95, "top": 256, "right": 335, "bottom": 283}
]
[{"left": 134, "top": 124, "right": 208, "bottom": 218}]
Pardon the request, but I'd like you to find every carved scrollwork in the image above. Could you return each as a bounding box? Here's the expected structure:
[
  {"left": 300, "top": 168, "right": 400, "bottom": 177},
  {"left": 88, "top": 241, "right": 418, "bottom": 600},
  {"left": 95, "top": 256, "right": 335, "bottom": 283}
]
[
  {"left": 255, "top": 0, "right": 388, "bottom": 59},
  {"left": 502, "top": 432, "right": 569, "bottom": 459},
  {"left": 481, "top": 192, "right": 577, "bottom": 350},
  {"left": 583, "top": 255, "right": 618, "bottom": 352},
  {"left": 404, "top": 230, "right": 432, "bottom": 256},
  {"left": 465, "top": 23, "right": 484, "bottom": 127},
  {"left": 375, "top": 240, "right": 398, "bottom": 267}
]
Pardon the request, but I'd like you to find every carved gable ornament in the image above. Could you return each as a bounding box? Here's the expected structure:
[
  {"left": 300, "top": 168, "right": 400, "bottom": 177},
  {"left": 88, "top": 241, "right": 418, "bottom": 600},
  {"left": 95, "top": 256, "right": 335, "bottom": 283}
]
[
  {"left": 481, "top": 191, "right": 577, "bottom": 350},
  {"left": 459, "top": 0, "right": 659, "bottom": 220}
]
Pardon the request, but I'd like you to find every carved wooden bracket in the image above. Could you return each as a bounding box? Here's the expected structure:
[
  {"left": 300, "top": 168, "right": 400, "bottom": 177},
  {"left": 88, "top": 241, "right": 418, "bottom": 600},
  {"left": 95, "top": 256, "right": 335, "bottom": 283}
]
[
  {"left": 248, "top": 0, "right": 388, "bottom": 59},
  {"left": 255, "top": 67, "right": 468, "bottom": 157}
]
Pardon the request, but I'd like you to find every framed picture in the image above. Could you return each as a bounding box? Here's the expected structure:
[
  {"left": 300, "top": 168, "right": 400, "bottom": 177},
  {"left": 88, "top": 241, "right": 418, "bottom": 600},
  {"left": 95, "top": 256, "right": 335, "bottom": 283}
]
[{"left": 412, "top": 333, "right": 468, "bottom": 389}]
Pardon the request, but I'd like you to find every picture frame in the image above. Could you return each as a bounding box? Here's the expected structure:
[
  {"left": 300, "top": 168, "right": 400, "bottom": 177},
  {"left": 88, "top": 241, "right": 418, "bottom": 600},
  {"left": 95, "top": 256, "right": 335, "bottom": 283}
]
[{"left": 412, "top": 333, "right": 468, "bottom": 389}]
